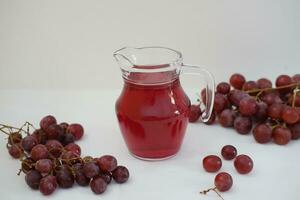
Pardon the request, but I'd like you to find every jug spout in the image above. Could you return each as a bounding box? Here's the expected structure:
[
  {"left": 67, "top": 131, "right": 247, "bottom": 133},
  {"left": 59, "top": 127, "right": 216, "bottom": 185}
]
[{"left": 113, "top": 47, "right": 136, "bottom": 71}]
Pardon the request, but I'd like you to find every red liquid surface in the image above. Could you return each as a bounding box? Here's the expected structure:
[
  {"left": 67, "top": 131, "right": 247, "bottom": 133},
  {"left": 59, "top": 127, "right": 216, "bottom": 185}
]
[{"left": 116, "top": 77, "right": 190, "bottom": 159}]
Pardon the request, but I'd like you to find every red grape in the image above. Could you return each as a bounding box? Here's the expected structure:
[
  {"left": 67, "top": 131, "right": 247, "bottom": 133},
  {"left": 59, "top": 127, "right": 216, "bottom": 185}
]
[
  {"left": 230, "top": 73, "right": 246, "bottom": 89},
  {"left": 228, "top": 90, "right": 249, "bottom": 107},
  {"left": 90, "top": 177, "right": 107, "bottom": 194},
  {"left": 221, "top": 145, "right": 237, "bottom": 160},
  {"left": 97, "top": 155, "right": 118, "bottom": 172},
  {"left": 67, "top": 123, "right": 84, "bottom": 140},
  {"left": 56, "top": 166, "right": 74, "bottom": 188},
  {"left": 25, "top": 170, "right": 42, "bottom": 189},
  {"left": 45, "top": 140, "right": 63, "bottom": 158},
  {"left": 292, "top": 74, "right": 300, "bottom": 82},
  {"left": 267, "top": 103, "right": 283, "bottom": 119},
  {"left": 288, "top": 92, "right": 300, "bottom": 107},
  {"left": 21, "top": 135, "right": 38, "bottom": 152},
  {"left": 61, "top": 133, "right": 75, "bottom": 146},
  {"left": 98, "top": 173, "right": 112, "bottom": 184},
  {"left": 36, "top": 159, "right": 53, "bottom": 174},
  {"left": 253, "top": 124, "right": 272, "bottom": 143},
  {"left": 189, "top": 104, "right": 201, "bottom": 122},
  {"left": 39, "top": 175, "right": 57, "bottom": 195},
  {"left": 234, "top": 154, "right": 253, "bottom": 174},
  {"left": 8, "top": 144, "right": 23, "bottom": 159},
  {"left": 288, "top": 123, "right": 300, "bottom": 139},
  {"left": 30, "top": 144, "right": 49, "bottom": 161},
  {"left": 257, "top": 78, "right": 272, "bottom": 89},
  {"left": 59, "top": 122, "right": 69, "bottom": 131},
  {"left": 40, "top": 115, "right": 57, "bottom": 131},
  {"left": 217, "top": 82, "right": 231, "bottom": 94},
  {"left": 243, "top": 81, "right": 258, "bottom": 92},
  {"left": 45, "top": 124, "right": 63, "bottom": 140},
  {"left": 202, "top": 155, "right": 222, "bottom": 172},
  {"left": 219, "top": 109, "right": 236, "bottom": 127},
  {"left": 204, "top": 112, "right": 216, "bottom": 125},
  {"left": 32, "top": 129, "right": 47, "bottom": 144},
  {"left": 276, "top": 75, "right": 293, "bottom": 94},
  {"left": 214, "top": 172, "right": 233, "bottom": 192},
  {"left": 261, "top": 91, "right": 283, "bottom": 105},
  {"left": 64, "top": 143, "right": 81, "bottom": 156},
  {"left": 83, "top": 162, "right": 100, "bottom": 179},
  {"left": 254, "top": 101, "right": 268, "bottom": 122},
  {"left": 239, "top": 97, "right": 258, "bottom": 116},
  {"left": 281, "top": 106, "right": 299, "bottom": 124},
  {"left": 234, "top": 116, "right": 252, "bottom": 134},
  {"left": 272, "top": 127, "right": 292, "bottom": 145},
  {"left": 214, "top": 93, "right": 227, "bottom": 114},
  {"left": 112, "top": 166, "right": 129, "bottom": 183}
]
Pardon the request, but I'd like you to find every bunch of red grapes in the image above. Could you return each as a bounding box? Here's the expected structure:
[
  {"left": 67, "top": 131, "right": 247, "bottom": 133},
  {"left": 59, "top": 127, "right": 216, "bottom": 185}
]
[
  {"left": 190, "top": 73, "right": 300, "bottom": 145},
  {"left": 201, "top": 145, "right": 253, "bottom": 199},
  {"left": 1, "top": 115, "right": 129, "bottom": 195}
]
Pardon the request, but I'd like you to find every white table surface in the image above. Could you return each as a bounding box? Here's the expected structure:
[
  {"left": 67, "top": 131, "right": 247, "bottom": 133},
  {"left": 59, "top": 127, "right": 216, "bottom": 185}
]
[{"left": 0, "top": 89, "right": 299, "bottom": 200}]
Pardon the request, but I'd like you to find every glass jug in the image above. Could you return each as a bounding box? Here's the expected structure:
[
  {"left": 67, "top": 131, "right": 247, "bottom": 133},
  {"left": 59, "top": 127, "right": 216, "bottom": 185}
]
[{"left": 114, "top": 46, "right": 215, "bottom": 160}]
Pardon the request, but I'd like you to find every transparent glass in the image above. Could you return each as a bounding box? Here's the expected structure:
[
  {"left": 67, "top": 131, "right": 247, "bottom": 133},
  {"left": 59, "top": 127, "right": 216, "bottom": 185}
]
[{"left": 114, "top": 46, "right": 215, "bottom": 160}]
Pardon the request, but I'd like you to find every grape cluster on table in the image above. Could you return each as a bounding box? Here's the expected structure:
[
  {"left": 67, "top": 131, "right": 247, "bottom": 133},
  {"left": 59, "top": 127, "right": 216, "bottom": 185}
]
[
  {"left": 1, "top": 115, "right": 129, "bottom": 196},
  {"left": 190, "top": 73, "right": 300, "bottom": 145}
]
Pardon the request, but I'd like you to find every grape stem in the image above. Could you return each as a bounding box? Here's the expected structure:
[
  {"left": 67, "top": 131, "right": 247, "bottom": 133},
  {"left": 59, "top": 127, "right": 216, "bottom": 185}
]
[
  {"left": 246, "top": 82, "right": 300, "bottom": 94},
  {"left": 200, "top": 187, "right": 224, "bottom": 200},
  {"left": 292, "top": 86, "right": 300, "bottom": 108}
]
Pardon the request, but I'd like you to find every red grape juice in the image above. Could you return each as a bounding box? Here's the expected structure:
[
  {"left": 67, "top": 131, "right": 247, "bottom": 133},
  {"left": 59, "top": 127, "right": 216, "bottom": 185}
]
[{"left": 116, "top": 76, "right": 190, "bottom": 160}]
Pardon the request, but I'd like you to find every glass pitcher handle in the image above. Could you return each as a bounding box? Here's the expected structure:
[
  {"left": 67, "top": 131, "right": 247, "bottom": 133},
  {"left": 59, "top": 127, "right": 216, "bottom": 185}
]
[{"left": 181, "top": 64, "right": 215, "bottom": 122}]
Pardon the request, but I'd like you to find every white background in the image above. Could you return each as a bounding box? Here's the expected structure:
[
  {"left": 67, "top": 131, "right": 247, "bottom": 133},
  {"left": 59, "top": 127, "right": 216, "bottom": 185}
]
[
  {"left": 0, "top": 0, "right": 299, "bottom": 89},
  {"left": 0, "top": 1, "right": 300, "bottom": 200}
]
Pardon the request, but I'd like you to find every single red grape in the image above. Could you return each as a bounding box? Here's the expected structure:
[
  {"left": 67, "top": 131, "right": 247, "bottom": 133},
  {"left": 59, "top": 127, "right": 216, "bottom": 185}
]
[
  {"left": 214, "top": 93, "right": 227, "bottom": 114},
  {"left": 281, "top": 106, "right": 299, "bottom": 124},
  {"left": 292, "top": 74, "right": 300, "bottom": 82},
  {"left": 217, "top": 82, "right": 231, "bottom": 94},
  {"left": 234, "top": 116, "right": 252, "bottom": 134},
  {"left": 189, "top": 104, "right": 201, "bottom": 122},
  {"left": 242, "top": 81, "right": 258, "bottom": 92},
  {"left": 39, "top": 175, "right": 57, "bottom": 195},
  {"left": 219, "top": 109, "right": 236, "bottom": 127},
  {"left": 267, "top": 103, "right": 283, "bottom": 120},
  {"left": 25, "top": 170, "right": 42, "bottom": 189},
  {"left": 64, "top": 143, "right": 81, "bottom": 156},
  {"left": 276, "top": 75, "right": 293, "bottom": 94},
  {"left": 67, "top": 123, "right": 84, "bottom": 140},
  {"left": 96, "top": 155, "right": 118, "bottom": 172},
  {"left": 45, "top": 124, "right": 64, "bottom": 140},
  {"left": 59, "top": 122, "right": 69, "bottom": 131},
  {"left": 36, "top": 159, "right": 53, "bottom": 174},
  {"left": 61, "top": 133, "right": 75, "bottom": 146},
  {"left": 30, "top": 144, "right": 49, "bottom": 161},
  {"left": 230, "top": 73, "right": 246, "bottom": 89},
  {"left": 83, "top": 162, "right": 100, "bottom": 179},
  {"left": 204, "top": 112, "right": 216, "bottom": 125},
  {"left": 214, "top": 172, "right": 233, "bottom": 192},
  {"left": 21, "top": 135, "right": 38, "bottom": 152},
  {"left": 8, "top": 144, "right": 23, "bottom": 159},
  {"left": 45, "top": 139, "right": 63, "bottom": 158},
  {"left": 288, "top": 123, "right": 300, "bottom": 140},
  {"left": 98, "top": 173, "right": 112, "bottom": 184},
  {"left": 254, "top": 101, "right": 268, "bottom": 122},
  {"left": 56, "top": 166, "right": 74, "bottom": 188},
  {"left": 112, "top": 166, "right": 129, "bottom": 183},
  {"left": 272, "top": 127, "right": 292, "bottom": 145},
  {"left": 40, "top": 115, "right": 57, "bottom": 131},
  {"left": 202, "top": 155, "right": 222, "bottom": 172},
  {"left": 234, "top": 154, "right": 253, "bottom": 174},
  {"left": 252, "top": 124, "right": 272, "bottom": 143},
  {"left": 221, "top": 145, "right": 237, "bottom": 160},
  {"left": 239, "top": 97, "right": 258, "bottom": 116},
  {"left": 90, "top": 177, "right": 107, "bottom": 194},
  {"left": 32, "top": 129, "right": 47, "bottom": 144},
  {"left": 257, "top": 78, "right": 272, "bottom": 89}
]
